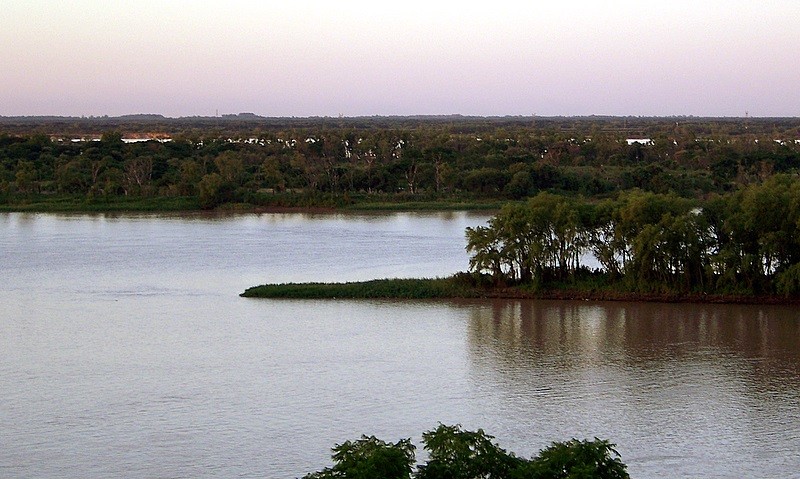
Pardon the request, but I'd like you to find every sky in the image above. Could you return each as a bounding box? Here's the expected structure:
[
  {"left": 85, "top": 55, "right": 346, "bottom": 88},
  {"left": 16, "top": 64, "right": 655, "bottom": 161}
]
[{"left": 1, "top": 0, "right": 798, "bottom": 117}]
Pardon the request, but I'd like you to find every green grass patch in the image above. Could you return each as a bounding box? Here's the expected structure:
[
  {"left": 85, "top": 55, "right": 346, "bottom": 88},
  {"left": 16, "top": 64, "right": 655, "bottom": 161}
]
[
  {"left": 0, "top": 195, "right": 200, "bottom": 212},
  {"left": 241, "top": 277, "right": 480, "bottom": 299},
  {"left": 1, "top": 192, "right": 501, "bottom": 213}
]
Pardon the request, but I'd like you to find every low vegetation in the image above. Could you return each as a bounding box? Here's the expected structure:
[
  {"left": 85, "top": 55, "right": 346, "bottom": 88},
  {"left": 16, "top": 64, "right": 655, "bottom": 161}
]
[
  {"left": 240, "top": 277, "right": 479, "bottom": 299},
  {"left": 0, "top": 194, "right": 199, "bottom": 212},
  {"left": 304, "top": 423, "right": 629, "bottom": 479}
]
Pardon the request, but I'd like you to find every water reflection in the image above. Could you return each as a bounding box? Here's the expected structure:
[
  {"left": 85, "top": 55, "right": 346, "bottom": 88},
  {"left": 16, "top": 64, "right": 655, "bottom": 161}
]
[
  {"left": 461, "top": 300, "right": 800, "bottom": 477},
  {"left": 465, "top": 300, "right": 800, "bottom": 372}
]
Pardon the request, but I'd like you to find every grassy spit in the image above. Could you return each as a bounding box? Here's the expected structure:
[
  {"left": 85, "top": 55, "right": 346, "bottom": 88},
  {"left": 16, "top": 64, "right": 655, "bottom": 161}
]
[
  {"left": 0, "top": 195, "right": 200, "bottom": 212},
  {"left": 240, "top": 277, "right": 479, "bottom": 299},
  {"left": 241, "top": 274, "right": 800, "bottom": 304}
]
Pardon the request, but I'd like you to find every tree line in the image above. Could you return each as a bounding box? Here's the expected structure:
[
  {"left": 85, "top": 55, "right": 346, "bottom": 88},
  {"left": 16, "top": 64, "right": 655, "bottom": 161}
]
[
  {"left": 466, "top": 174, "right": 800, "bottom": 297},
  {"left": 2, "top": 116, "right": 800, "bottom": 209}
]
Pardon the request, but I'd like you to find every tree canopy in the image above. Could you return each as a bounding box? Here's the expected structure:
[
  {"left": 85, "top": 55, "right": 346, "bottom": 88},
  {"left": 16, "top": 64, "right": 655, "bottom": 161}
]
[
  {"left": 303, "top": 424, "right": 629, "bottom": 479},
  {"left": 466, "top": 176, "right": 800, "bottom": 297},
  {"left": 2, "top": 116, "right": 799, "bottom": 210}
]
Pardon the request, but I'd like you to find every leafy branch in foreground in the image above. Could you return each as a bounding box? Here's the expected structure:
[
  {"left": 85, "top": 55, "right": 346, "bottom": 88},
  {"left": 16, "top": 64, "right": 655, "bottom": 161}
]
[
  {"left": 304, "top": 436, "right": 416, "bottom": 479},
  {"left": 303, "top": 424, "right": 629, "bottom": 479}
]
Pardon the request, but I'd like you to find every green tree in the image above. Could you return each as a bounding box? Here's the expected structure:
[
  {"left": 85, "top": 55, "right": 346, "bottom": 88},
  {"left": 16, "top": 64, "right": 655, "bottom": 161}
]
[
  {"left": 466, "top": 224, "right": 508, "bottom": 283},
  {"left": 14, "top": 160, "right": 39, "bottom": 194},
  {"left": 198, "top": 172, "right": 225, "bottom": 209},
  {"left": 463, "top": 168, "right": 508, "bottom": 196},
  {"left": 466, "top": 193, "right": 588, "bottom": 286},
  {"left": 303, "top": 435, "right": 415, "bottom": 479},
  {"left": 586, "top": 199, "right": 625, "bottom": 278},
  {"left": 526, "top": 192, "right": 586, "bottom": 280},
  {"left": 776, "top": 262, "right": 800, "bottom": 296},
  {"left": 303, "top": 425, "right": 629, "bottom": 479},
  {"left": 100, "top": 130, "right": 123, "bottom": 144},
  {"left": 214, "top": 151, "right": 245, "bottom": 186},
  {"left": 260, "top": 156, "right": 286, "bottom": 191},
  {"left": 504, "top": 169, "right": 533, "bottom": 199},
  {"left": 515, "top": 439, "right": 629, "bottom": 479},
  {"left": 712, "top": 174, "right": 800, "bottom": 292},
  {"left": 417, "top": 424, "right": 522, "bottom": 479},
  {"left": 170, "top": 158, "right": 203, "bottom": 196},
  {"left": 55, "top": 157, "right": 90, "bottom": 193}
]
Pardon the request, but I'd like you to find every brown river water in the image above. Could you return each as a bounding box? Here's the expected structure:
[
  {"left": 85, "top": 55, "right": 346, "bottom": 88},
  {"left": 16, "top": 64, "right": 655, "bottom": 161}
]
[{"left": 1, "top": 212, "right": 798, "bottom": 478}]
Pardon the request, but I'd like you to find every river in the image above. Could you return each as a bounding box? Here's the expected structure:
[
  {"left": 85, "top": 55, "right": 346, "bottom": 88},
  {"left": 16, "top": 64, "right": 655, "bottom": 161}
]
[{"left": 1, "top": 212, "right": 798, "bottom": 478}]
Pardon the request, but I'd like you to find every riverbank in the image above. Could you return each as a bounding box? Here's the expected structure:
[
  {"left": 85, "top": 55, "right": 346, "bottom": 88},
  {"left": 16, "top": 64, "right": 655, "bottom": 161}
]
[
  {"left": 0, "top": 194, "right": 502, "bottom": 213},
  {"left": 0, "top": 195, "right": 201, "bottom": 212},
  {"left": 241, "top": 275, "right": 800, "bottom": 304}
]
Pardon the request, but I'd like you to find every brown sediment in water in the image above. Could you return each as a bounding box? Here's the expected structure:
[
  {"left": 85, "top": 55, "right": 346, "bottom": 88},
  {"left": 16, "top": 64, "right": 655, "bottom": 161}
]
[{"left": 475, "top": 288, "right": 800, "bottom": 305}]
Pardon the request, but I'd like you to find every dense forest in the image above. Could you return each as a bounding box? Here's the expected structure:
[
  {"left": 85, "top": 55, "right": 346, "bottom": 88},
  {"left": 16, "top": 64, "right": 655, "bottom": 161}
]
[{"left": 2, "top": 115, "right": 799, "bottom": 210}]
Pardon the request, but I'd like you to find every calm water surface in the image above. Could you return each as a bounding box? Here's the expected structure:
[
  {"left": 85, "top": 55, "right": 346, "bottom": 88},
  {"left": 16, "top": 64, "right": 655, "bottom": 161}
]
[{"left": 1, "top": 212, "right": 798, "bottom": 478}]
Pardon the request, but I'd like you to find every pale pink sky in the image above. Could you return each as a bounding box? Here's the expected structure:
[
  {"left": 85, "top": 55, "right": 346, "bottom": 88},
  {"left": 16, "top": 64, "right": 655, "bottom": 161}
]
[{"left": 1, "top": 1, "right": 798, "bottom": 117}]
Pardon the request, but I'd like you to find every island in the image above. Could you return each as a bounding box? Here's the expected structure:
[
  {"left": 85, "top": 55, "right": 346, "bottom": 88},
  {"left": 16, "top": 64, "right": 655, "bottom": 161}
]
[{"left": 244, "top": 181, "right": 800, "bottom": 303}]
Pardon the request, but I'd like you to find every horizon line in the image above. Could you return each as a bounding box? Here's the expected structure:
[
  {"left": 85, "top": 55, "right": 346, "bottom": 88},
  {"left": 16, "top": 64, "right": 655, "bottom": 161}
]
[{"left": 2, "top": 113, "right": 797, "bottom": 120}]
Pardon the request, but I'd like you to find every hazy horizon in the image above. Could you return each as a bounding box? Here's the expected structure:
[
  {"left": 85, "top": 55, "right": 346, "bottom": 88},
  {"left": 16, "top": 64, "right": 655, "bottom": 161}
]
[
  {"left": 2, "top": 1, "right": 798, "bottom": 118},
  {"left": 1, "top": 112, "right": 792, "bottom": 120}
]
